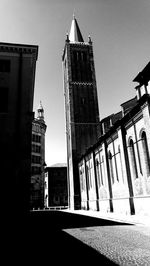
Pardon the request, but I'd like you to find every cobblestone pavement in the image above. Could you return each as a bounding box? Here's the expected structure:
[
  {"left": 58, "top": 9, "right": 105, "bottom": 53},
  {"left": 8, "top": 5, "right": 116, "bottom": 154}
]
[
  {"left": 63, "top": 225, "right": 150, "bottom": 265},
  {"left": 8, "top": 210, "right": 150, "bottom": 265}
]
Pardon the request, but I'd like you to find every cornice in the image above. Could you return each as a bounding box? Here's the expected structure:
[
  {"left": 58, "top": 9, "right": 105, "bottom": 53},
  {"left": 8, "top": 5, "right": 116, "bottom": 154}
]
[
  {"left": 0, "top": 42, "right": 38, "bottom": 60},
  {"left": 69, "top": 42, "right": 91, "bottom": 47},
  {"left": 71, "top": 81, "right": 93, "bottom": 86},
  {"left": 32, "top": 118, "right": 47, "bottom": 132}
]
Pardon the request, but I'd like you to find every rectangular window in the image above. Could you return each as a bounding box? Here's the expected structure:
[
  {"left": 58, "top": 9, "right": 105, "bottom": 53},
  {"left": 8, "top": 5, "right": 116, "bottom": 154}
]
[
  {"left": 32, "top": 155, "right": 41, "bottom": 164},
  {"left": 0, "top": 87, "right": 8, "bottom": 113},
  {"left": 31, "top": 166, "right": 41, "bottom": 175},
  {"left": 0, "top": 60, "right": 10, "bottom": 72},
  {"left": 36, "top": 135, "right": 41, "bottom": 143},
  {"left": 32, "top": 134, "right": 41, "bottom": 143}
]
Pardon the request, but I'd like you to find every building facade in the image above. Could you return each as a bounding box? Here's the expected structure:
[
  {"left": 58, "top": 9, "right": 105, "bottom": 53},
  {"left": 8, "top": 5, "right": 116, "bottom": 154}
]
[
  {"left": 44, "top": 164, "right": 68, "bottom": 208},
  {"left": 30, "top": 102, "right": 47, "bottom": 209},
  {"left": 79, "top": 61, "right": 150, "bottom": 216},
  {"left": 62, "top": 16, "right": 100, "bottom": 209},
  {"left": 0, "top": 42, "right": 38, "bottom": 215}
]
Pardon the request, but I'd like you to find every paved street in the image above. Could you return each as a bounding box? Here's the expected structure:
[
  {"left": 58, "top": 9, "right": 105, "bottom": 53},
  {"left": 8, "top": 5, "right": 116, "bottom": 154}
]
[
  {"left": 7, "top": 210, "right": 150, "bottom": 265},
  {"left": 64, "top": 224, "right": 150, "bottom": 265}
]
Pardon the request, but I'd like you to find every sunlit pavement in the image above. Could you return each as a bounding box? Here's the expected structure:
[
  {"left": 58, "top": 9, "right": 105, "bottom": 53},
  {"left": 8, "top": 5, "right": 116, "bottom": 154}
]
[
  {"left": 64, "top": 224, "right": 150, "bottom": 265},
  {"left": 61, "top": 210, "right": 150, "bottom": 265},
  {"left": 66, "top": 225, "right": 150, "bottom": 265},
  {"left": 6, "top": 210, "right": 150, "bottom": 265}
]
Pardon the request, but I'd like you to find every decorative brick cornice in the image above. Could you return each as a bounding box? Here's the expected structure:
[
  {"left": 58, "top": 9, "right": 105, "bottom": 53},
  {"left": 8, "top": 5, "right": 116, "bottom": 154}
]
[
  {"left": 69, "top": 42, "right": 91, "bottom": 47},
  {"left": 71, "top": 81, "right": 93, "bottom": 86},
  {"left": 33, "top": 118, "right": 47, "bottom": 132},
  {"left": 0, "top": 42, "right": 38, "bottom": 60}
]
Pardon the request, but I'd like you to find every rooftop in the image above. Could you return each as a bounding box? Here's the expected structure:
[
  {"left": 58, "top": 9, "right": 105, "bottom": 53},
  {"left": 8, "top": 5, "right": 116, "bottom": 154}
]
[
  {"left": 49, "top": 163, "right": 67, "bottom": 168},
  {"left": 69, "top": 15, "right": 84, "bottom": 43}
]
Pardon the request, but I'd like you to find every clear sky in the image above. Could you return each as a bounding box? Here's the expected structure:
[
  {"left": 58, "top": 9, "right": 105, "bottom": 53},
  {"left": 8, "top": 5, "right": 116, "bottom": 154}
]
[{"left": 0, "top": 0, "right": 150, "bottom": 166}]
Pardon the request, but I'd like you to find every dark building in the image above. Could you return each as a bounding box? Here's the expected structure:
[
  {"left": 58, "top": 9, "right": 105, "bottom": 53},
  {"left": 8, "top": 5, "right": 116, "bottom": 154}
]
[
  {"left": 31, "top": 101, "right": 47, "bottom": 209},
  {"left": 44, "top": 164, "right": 68, "bottom": 208},
  {"left": 0, "top": 42, "right": 38, "bottom": 216},
  {"left": 62, "top": 16, "right": 100, "bottom": 209}
]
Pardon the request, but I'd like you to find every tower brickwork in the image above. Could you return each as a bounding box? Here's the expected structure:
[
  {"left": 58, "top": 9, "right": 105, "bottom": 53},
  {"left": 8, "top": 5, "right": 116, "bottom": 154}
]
[{"left": 62, "top": 16, "right": 100, "bottom": 209}]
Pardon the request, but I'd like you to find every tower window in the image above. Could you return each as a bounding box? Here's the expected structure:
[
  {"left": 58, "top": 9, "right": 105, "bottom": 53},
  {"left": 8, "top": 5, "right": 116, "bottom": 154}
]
[
  {"left": 81, "top": 97, "right": 86, "bottom": 105},
  {"left": 32, "top": 144, "right": 41, "bottom": 153},
  {"left": 71, "top": 49, "right": 92, "bottom": 82},
  {"left": 32, "top": 134, "right": 41, "bottom": 143},
  {"left": 32, "top": 155, "right": 41, "bottom": 164},
  {"left": 31, "top": 166, "right": 41, "bottom": 175}
]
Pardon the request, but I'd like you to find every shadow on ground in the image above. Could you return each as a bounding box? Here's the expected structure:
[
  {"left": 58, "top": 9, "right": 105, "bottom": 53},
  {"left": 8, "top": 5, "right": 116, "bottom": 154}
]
[
  {"left": 9, "top": 211, "right": 132, "bottom": 265},
  {"left": 30, "top": 210, "right": 132, "bottom": 229}
]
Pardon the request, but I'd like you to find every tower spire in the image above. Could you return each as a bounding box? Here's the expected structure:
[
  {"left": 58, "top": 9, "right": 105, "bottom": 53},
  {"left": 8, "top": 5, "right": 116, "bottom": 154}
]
[
  {"left": 69, "top": 15, "right": 84, "bottom": 43},
  {"left": 37, "top": 101, "right": 44, "bottom": 121}
]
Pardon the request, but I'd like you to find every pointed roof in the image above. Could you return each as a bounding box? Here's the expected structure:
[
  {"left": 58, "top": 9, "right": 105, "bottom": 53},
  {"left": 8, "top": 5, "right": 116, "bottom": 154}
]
[
  {"left": 69, "top": 15, "right": 84, "bottom": 43},
  {"left": 37, "top": 100, "right": 45, "bottom": 121},
  {"left": 37, "top": 101, "right": 44, "bottom": 111},
  {"left": 133, "top": 61, "right": 150, "bottom": 85}
]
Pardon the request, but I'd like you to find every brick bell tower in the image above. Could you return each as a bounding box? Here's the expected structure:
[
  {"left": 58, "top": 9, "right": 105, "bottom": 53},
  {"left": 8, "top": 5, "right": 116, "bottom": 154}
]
[{"left": 62, "top": 15, "right": 100, "bottom": 209}]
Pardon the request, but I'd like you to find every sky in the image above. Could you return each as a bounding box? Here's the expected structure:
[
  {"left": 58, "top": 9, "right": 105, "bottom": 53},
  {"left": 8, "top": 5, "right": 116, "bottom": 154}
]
[{"left": 0, "top": 0, "right": 150, "bottom": 166}]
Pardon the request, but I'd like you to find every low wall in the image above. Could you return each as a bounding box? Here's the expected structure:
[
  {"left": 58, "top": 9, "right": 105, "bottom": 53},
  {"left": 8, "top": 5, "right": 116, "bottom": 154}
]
[
  {"left": 134, "top": 196, "right": 150, "bottom": 216},
  {"left": 98, "top": 199, "right": 110, "bottom": 213},
  {"left": 112, "top": 198, "right": 131, "bottom": 215}
]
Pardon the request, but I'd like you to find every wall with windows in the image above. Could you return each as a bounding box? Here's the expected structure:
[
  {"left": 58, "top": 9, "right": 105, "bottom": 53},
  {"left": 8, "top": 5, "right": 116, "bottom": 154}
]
[
  {"left": 30, "top": 118, "right": 46, "bottom": 209},
  {"left": 79, "top": 91, "right": 150, "bottom": 216},
  {"left": 95, "top": 145, "right": 110, "bottom": 212},
  {"left": 85, "top": 154, "right": 97, "bottom": 210},
  {"left": 79, "top": 161, "right": 88, "bottom": 210},
  {"left": 126, "top": 116, "right": 144, "bottom": 196}
]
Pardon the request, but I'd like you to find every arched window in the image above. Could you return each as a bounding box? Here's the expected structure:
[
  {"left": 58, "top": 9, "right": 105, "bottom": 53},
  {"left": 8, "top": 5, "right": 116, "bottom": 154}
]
[
  {"left": 100, "top": 155, "right": 104, "bottom": 186},
  {"left": 141, "top": 131, "right": 150, "bottom": 176},
  {"left": 86, "top": 164, "right": 92, "bottom": 190},
  {"left": 108, "top": 151, "right": 114, "bottom": 184},
  {"left": 129, "top": 139, "right": 138, "bottom": 179},
  {"left": 102, "top": 155, "right": 106, "bottom": 186},
  {"left": 96, "top": 157, "right": 104, "bottom": 187},
  {"left": 85, "top": 165, "right": 89, "bottom": 190},
  {"left": 79, "top": 169, "right": 83, "bottom": 191},
  {"left": 96, "top": 159, "right": 100, "bottom": 187},
  {"left": 118, "top": 145, "right": 124, "bottom": 183}
]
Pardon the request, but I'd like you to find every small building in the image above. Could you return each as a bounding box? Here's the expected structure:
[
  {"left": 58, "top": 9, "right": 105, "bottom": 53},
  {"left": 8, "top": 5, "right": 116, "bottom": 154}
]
[
  {"left": 44, "top": 164, "right": 68, "bottom": 208},
  {"left": 30, "top": 101, "right": 47, "bottom": 209}
]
